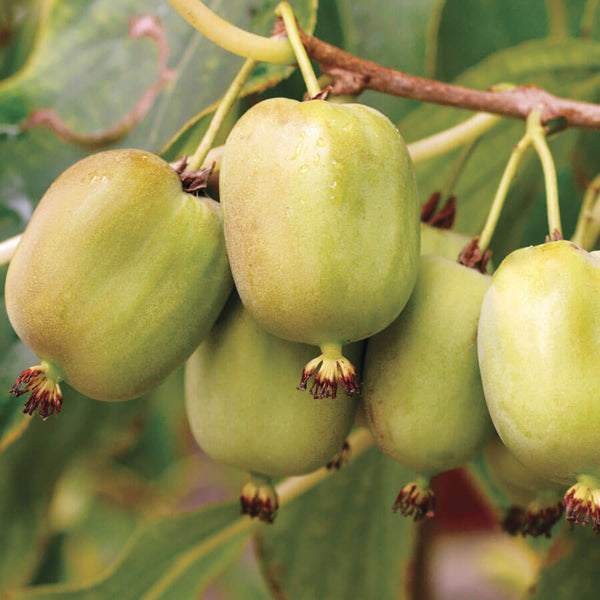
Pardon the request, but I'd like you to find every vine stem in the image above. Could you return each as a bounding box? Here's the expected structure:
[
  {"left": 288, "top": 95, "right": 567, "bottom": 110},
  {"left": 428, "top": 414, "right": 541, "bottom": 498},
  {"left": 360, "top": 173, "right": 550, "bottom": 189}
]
[
  {"left": 477, "top": 133, "right": 531, "bottom": 253},
  {"left": 528, "top": 111, "right": 562, "bottom": 238},
  {"left": 571, "top": 175, "right": 600, "bottom": 249},
  {"left": 408, "top": 113, "right": 500, "bottom": 163},
  {"left": 0, "top": 235, "right": 20, "bottom": 266},
  {"left": 477, "top": 109, "right": 561, "bottom": 253},
  {"left": 275, "top": 2, "right": 321, "bottom": 98},
  {"left": 187, "top": 57, "right": 257, "bottom": 171},
  {"left": 166, "top": 1, "right": 600, "bottom": 129},
  {"left": 139, "top": 428, "right": 374, "bottom": 598},
  {"left": 166, "top": 0, "right": 294, "bottom": 64},
  {"left": 545, "top": 0, "right": 568, "bottom": 38}
]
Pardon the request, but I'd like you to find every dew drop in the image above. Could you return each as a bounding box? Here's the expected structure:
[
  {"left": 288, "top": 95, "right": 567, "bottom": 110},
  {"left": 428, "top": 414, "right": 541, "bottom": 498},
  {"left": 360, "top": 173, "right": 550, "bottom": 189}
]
[
  {"left": 299, "top": 164, "right": 309, "bottom": 173},
  {"left": 316, "top": 137, "right": 326, "bottom": 147}
]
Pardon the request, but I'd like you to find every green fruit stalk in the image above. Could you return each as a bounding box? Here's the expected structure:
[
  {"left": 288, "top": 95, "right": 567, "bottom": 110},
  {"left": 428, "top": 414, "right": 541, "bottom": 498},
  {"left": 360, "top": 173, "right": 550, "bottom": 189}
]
[
  {"left": 185, "top": 295, "right": 359, "bottom": 523},
  {"left": 364, "top": 255, "right": 493, "bottom": 519},
  {"left": 6, "top": 149, "right": 232, "bottom": 418},
  {"left": 483, "top": 436, "right": 564, "bottom": 538},
  {"left": 478, "top": 240, "right": 600, "bottom": 530},
  {"left": 220, "top": 97, "right": 419, "bottom": 399}
]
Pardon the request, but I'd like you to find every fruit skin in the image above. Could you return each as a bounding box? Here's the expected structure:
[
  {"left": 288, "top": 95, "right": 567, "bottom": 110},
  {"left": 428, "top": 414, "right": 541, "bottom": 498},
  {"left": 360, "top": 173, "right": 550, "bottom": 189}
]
[
  {"left": 420, "top": 222, "right": 471, "bottom": 260},
  {"left": 478, "top": 240, "right": 600, "bottom": 486},
  {"left": 185, "top": 295, "right": 359, "bottom": 478},
  {"left": 483, "top": 436, "right": 564, "bottom": 537},
  {"left": 219, "top": 98, "right": 419, "bottom": 396},
  {"left": 364, "top": 255, "right": 494, "bottom": 478},
  {"left": 6, "top": 149, "right": 232, "bottom": 405}
]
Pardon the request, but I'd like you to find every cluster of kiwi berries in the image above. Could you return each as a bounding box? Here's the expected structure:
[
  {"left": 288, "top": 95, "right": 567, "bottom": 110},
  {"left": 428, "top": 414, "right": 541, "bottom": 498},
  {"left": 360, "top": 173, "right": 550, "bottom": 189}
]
[{"left": 6, "top": 90, "right": 600, "bottom": 531}]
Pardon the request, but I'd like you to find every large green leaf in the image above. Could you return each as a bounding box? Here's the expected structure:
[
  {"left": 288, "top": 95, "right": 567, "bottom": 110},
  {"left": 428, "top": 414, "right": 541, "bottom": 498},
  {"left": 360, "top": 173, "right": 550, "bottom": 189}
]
[
  {"left": 0, "top": 0, "right": 41, "bottom": 81},
  {"left": 434, "top": 1, "right": 594, "bottom": 82},
  {"left": 12, "top": 502, "right": 251, "bottom": 600},
  {"left": 0, "top": 0, "right": 316, "bottom": 226},
  {"left": 530, "top": 527, "right": 600, "bottom": 598},
  {"left": 334, "top": 0, "right": 443, "bottom": 122},
  {"left": 256, "top": 445, "right": 418, "bottom": 600},
  {"left": 400, "top": 37, "right": 600, "bottom": 260}
]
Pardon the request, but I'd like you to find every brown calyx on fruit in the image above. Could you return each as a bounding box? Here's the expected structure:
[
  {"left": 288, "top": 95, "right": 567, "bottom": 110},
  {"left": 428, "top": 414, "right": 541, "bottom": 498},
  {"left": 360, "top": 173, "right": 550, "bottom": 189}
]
[
  {"left": 240, "top": 476, "right": 279, "bottom": 524},
  {"left": 522, "top": 498, "right": 564, "bottom": 537},
  {"left": 458, "top": 236, "right": 492, "bottom": 273},
  {"left": 169, "top": 156, "right": 214, "bottom": 194},
  {"left": 565, "top": 482, "right": 600, "bottom": 532},
  {"left": 298, "top": 353, "right": 360, "bottom": 399},
  {"left": 10, "top": 366, "right": 63, "bottom": 420},
  {"left": 393, "top": 481, "right": 436, "bottom": 521},
  {"left": 420, "top": 191, "right": 456, "bottom": 229},
  {"left": 327, "top": 440, "right": 351, "bottom": 470},
  {"left": 504, "top": 499, "right": 564, "bottom": 538},
  {"left": 502, "top": 505, "right": 526, "bottom": 536}
]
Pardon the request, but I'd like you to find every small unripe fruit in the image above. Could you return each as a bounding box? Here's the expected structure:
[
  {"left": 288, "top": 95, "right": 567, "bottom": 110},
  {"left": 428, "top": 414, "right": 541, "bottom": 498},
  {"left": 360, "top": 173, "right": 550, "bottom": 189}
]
[
  {"left": 478, "top": 240, "right": 600, "bottom": 530},
  {"left": 483, "top": 436, "right": 564, "bottom": 538},
  {"left": 220, "top": 98, "right": 419, "bottom": 398},
  {"left": 364, "top": 255, "right": 493, "bottom": 519},
  {"left": 6, "top": 149, "right": 232, "bottom": 417},
  {"left": 185, "top": 296, "right": 359, "bottom": 523}
]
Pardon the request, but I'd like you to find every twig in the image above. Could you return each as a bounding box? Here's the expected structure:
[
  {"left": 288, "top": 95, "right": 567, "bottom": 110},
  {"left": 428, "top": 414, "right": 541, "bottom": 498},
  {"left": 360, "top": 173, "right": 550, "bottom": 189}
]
[{"left": 298, "top": 30, "right": 600, "bottom": 130}]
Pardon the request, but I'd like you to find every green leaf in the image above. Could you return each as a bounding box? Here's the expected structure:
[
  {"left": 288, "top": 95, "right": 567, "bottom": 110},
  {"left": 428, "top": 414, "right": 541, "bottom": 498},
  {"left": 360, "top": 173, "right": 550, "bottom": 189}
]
[
  {"left": 256, "top": 446, "right": 418, "bottom": 600},
  {"left": 334, "top": 0, "right": 443, "bottom": 122},
  {"left": 434, "top": 1, "right": 593, "bottom": 82},
  {"left": 13, "top": 502, "right": 251, "bottom": 600},
  {"left": 0, "top": 0, "right": 41, "bottom": 81},
  {"left": 530, "top": 527, "right": 600, "bottom": 598},
  {"left": 0, "top": 0, "right": 317, "bottom": 227},
  {"left": 400, "top": 37, "right": 600, "bottom": 259},
  {"left": 0, "top": 386, "right": 147, "bottom": 590}
]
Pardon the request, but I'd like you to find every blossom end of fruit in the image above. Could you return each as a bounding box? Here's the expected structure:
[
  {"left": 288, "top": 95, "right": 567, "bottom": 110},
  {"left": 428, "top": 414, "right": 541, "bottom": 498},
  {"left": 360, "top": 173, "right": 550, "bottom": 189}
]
[
  {"left": 10, "top": 366, "right": 63, "bottom": 420},
  {"left": 565, "top": 482, "right": 600, "bottom": 532},
  {"left": 392, "top": 481, "right": 436, "bottom": 521},
  {"left": 240, "top": 478, "right": 279, "bottom": 524},
  {"left": 298, "top": 354, "right": 360, "bottom": 399}
]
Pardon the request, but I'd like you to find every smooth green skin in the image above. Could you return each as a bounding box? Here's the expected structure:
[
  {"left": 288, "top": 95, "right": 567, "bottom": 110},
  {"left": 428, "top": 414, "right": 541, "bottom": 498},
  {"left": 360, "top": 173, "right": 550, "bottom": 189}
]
[
  {"left": 5, "top": 149, "right": 233, "bottom": 401},
  {"left": 420, "top": 222, "right": 471, "bottom": 260},
  {"left": 364, "top": 255, "right": 494, "bottom": 476},
  {"left": 220, "top": 98, "right": 420, "bottom": 347},
  {"left": 185, "top": 296, "right": 359, "bottom": 478},
  {"left": 478, "top": 240, "right": 600, "bottom": 486},
  {"left": 483, "top": 436, "right": 563, "bottom": 506}
]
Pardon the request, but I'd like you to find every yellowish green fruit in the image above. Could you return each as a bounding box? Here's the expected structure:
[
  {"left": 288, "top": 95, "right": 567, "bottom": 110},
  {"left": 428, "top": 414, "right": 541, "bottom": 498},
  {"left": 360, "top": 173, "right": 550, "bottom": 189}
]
[
  {"left": 185, "top": 295, "right": 359, "bottom": 522},
  {"left": 220, "top": 97, "right": 419, "bottom": 398},
  {"left": 6, "top": 149, "right": 232, "bottom": 418},
  {"left": 364, "top": 255, "right": 493, "bottom": 519},
  {"left": 483, "top": 436, "right": 564, "bottom": 537},
  {"left": 478, "top": 240, "right": 600, "bottom": 530}
]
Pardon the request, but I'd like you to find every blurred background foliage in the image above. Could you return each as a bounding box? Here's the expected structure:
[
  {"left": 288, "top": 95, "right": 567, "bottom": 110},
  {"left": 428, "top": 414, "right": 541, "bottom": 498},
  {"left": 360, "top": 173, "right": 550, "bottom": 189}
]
[{"left": 1, "top": 0, "right": 600, "bottom": 598}]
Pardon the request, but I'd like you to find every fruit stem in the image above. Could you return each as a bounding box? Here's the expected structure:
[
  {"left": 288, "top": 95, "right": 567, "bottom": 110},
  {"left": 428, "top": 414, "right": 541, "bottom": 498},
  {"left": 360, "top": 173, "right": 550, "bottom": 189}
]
[
  {"left": 166, "top": 0, "right": 294, "bottom": 64},
  {"left": 408, "top": 112, "right": 501, "bottom": 164},
  {"left": 160, "top": 428, "right": 374, "bottom": 573},
  {"left": 528, "top": 110, "right": 563, "bottom": 239},
  {"left": 477, "top": 128, "right": 532, "bottom": 253},
  {"left": 0, "top": 234, "right": 21, "bottom": 266},
  {"left": 571, "top": 174, "right": 600, "bottom": 250},
  {"left": 275, "top": 2, "right": 321, "bottom": 98},
  {"left": 186, "top": 57, "right": 257, "bottom": 172},
  {"left": 580, "top": 0, "right": 600, "bottom": 37}
]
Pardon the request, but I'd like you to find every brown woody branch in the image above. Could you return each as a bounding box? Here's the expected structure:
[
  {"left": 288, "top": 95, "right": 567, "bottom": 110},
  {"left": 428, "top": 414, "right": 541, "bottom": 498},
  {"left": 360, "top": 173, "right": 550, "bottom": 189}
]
[{"left": 298, "top": 31, "right": 600, "bottom": 130}]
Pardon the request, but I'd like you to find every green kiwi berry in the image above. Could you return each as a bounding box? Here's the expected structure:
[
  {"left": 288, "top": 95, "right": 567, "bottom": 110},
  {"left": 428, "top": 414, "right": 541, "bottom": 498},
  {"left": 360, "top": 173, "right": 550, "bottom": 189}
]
[
  {"left": 6, "top": 149, "right": 232, "bottom": 418},
  {"left": 185, "top": 295, "right": 360, "bottom": 522},
  {"left": 220, "top": 97, "right": 419, "bottom": 399}
]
